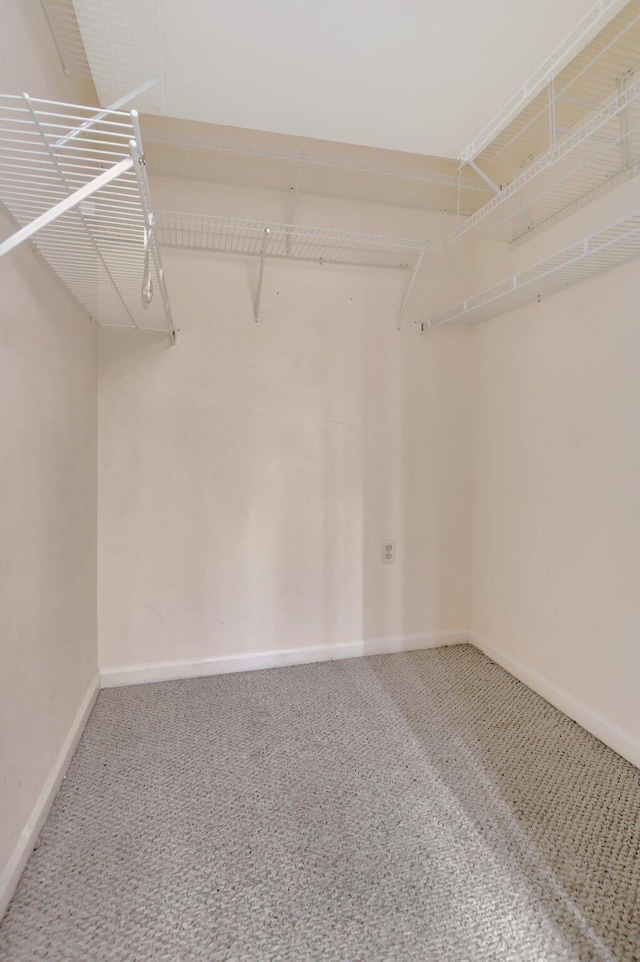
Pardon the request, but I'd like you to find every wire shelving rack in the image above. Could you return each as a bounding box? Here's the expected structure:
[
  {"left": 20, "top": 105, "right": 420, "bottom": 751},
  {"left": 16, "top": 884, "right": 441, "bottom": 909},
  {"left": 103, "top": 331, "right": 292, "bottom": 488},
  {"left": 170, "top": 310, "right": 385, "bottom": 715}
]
[
  {"left": 454, "top": 1, "right": 640, "bottom": 248},
  {"left": 451, "top": 74, "right": 640, "bottom": 243},
  {"left": 155, "top": 211, "right": 440, "bottom": 269},
  {"left": 425, "top": 209, "right": 640, "bottom": 329},
  {"left": 461, "top": 0, "right": 636, "bottom": 167},
  {"left": 0, "top": 94, "right": 174, "bottom": 339},
  {"left": 155, "top": 210, "right": 442, "bottom": 326}
]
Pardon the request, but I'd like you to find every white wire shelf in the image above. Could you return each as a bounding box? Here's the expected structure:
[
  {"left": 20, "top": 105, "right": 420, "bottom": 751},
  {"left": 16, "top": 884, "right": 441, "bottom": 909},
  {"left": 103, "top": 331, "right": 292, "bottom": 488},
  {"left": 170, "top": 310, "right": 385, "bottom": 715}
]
[
  {"left": 452, "top": 73, "right": 640, "bottom": 244},
  {"left": 459, "top": 0, "right": 629, "bottom": 164},
  {"left": 0, "top": 94, "right": 174, "bottom": 338},
  {"left": 467, "top": 0, "right": 640, "bottom": 188},
  {"left": 426, "top": 208, "right": 640, "bottom": 329},
  {"left": 156, "top": 211, "right": 442, "bottom": 327},
  {"left": 155, "top": 211, "right": 442, "bottom": 269},
  {"left": 41, "top": 0, "right": 164, "bottom": 111},
  {"left": 144, "top": 131, "right": 491, "bottom": 216}
]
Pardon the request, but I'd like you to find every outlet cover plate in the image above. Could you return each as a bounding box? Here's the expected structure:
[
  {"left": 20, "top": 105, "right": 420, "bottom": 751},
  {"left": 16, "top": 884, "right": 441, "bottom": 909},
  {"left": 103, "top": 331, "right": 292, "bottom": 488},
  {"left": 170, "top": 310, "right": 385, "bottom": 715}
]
[{"left": 382, "top": 540, "right": 395, "bottom": 564}]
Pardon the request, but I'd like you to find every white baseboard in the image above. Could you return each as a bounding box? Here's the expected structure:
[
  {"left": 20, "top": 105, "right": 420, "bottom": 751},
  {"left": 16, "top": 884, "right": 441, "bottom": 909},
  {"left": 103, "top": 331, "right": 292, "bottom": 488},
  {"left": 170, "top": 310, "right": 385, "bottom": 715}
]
[
  {"left": 100, "top": 629, "right": 469, "bottom": 688},
  {"left": 470, "top": 631, "right": 640, "bottom": 771},
  {"left": 0, "top": 673, "right": 100, "bottom": 921}
]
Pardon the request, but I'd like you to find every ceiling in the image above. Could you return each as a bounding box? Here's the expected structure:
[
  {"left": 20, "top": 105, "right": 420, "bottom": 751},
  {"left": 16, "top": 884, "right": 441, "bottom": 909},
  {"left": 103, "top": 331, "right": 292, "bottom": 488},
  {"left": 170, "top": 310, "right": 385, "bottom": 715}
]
[{"left": 84, "top": 0, "right": 602, "bottom": 158}]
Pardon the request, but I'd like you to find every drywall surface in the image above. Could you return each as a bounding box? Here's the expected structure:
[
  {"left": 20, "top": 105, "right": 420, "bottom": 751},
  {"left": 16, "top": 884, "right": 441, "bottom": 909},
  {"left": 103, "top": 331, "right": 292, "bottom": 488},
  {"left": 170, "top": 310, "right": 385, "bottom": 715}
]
[
  {"left": 471, "top": 251, "right": 640, "bottom": 748},
  {"left": 0, "top": 0, "right": 96, "bottom": 102},
  {"left": 0, "top": 211, "right": 98, "bottom": 902},
  {"left": 0, "top": 0, "right": 99, "bottom": 912},
  {"left": 98, "top": 184, "right": 472, "bottom": 670}
]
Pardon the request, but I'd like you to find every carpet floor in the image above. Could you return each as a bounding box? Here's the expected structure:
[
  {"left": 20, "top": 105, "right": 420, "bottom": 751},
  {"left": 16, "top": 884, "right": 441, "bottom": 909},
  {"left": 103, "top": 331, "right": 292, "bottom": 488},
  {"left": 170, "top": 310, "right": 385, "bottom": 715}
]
[{"left": 1, "top": 644, "right": 639, "bottom": 961}]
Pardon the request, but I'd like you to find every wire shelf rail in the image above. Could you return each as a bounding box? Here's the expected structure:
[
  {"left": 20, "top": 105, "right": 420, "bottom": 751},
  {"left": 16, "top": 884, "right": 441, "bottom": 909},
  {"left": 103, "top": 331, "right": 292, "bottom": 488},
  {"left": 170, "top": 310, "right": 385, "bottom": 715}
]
[
  {"left": 144, "top": 131, "right": 491, "bottom": 216},
  {"left": 0, "top": 94, "right": 174, "bottom": 339},
  {"left": 155, "top": 211, "right": 441, "bottom": 269},
  {"left": 425, "top": 208, "right": 640, "bottom": 328}
]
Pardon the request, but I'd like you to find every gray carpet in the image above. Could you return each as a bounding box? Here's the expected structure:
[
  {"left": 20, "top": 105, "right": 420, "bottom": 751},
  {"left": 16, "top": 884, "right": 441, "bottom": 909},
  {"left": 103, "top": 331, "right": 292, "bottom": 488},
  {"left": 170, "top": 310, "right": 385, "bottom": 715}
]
[{"left": 1, "top": 645, "right": 639, "bottom": 961}]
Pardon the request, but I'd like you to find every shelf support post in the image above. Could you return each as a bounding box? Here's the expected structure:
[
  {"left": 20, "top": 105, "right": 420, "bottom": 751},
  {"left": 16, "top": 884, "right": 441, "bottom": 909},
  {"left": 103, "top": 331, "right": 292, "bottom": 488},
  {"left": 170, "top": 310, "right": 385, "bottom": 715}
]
[
  {"left": 254, "top": 228, "right": 271, "bottom": 322},
  {"left": 0, "top": 156, "right": 133, "bottom": 259},
  {"left": 396, "top": 249, "right": 426, "bottom": 331}
]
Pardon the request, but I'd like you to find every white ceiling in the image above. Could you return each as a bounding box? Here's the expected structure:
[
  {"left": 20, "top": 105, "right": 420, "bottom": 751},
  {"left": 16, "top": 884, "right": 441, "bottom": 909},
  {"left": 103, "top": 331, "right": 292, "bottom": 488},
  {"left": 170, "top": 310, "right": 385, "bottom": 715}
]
[
  {"left": 158, "top": 0, "right": 597, "bottom": 158},
  {"left": 81, "top": 0, "right": 604, "bottom": 159}
]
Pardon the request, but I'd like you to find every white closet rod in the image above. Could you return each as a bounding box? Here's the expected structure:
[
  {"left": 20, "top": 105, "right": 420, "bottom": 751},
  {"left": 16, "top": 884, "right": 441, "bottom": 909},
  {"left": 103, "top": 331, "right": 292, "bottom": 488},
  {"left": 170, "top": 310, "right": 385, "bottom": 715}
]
[{"left": 0, "top": 155, "right": 133, "bottom": 258}]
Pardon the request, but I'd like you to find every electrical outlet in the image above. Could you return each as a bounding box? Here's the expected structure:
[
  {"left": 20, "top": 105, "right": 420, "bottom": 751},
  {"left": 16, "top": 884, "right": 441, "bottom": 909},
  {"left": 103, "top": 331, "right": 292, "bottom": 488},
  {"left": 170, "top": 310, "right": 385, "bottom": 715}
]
[{"left": 382, "top": 540, "right": 395, "bottom": 564}]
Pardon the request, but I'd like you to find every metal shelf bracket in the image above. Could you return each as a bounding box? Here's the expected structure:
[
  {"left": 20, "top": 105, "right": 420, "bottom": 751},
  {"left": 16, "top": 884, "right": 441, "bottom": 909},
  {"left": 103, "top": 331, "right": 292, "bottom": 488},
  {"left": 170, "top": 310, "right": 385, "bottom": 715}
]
[
  {"left": 396, "top": 248, "right": 427, "bottom": 330},
  {"left": 254, "top": 228, "right": 271, "bottom": 322},
  {"left": 466, "top": 160, "right": 532, "bottom": 231}
]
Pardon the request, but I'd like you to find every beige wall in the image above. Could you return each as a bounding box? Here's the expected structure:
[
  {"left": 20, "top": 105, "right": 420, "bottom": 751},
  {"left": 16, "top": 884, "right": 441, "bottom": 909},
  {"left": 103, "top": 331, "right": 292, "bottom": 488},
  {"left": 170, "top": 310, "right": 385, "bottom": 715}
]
[
  {"left": 0, "top": 0, "right": 95, "bottom": 102},
  {"left": 98, "top": 181, "right": 473, "bottom": 670},
  {"left": 98, "top": 162, "right": 640, "bottom": 768},
  {"left": 470, "top": 178, "right": 640, "bottom": 756},
  {"left": 0, "top": 0, "right": 98, "bottom": 912}
]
